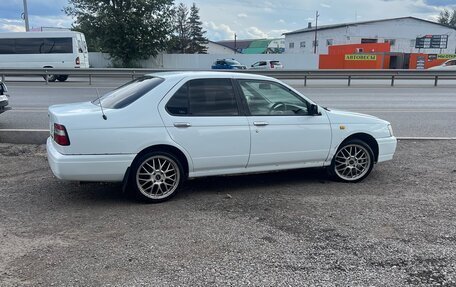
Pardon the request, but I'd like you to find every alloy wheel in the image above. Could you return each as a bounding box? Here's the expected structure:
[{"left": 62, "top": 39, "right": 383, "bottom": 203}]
[
  {"left": 136, "top": 155, "right": 180, "bottom": 200},
  {"left": 334, "top": 144, "right": 371, "bottom": 181}
]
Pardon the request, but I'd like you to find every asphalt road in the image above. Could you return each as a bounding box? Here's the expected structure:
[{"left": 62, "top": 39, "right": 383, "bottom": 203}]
[
  {"left": 1, "top": 76, "right": 455, "bottom": 137},
  {"left": 1, "top": 140, "right": 455, "bottom": 286}
]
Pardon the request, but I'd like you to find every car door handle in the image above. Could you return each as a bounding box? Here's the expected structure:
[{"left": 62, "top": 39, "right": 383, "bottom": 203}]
[
  {"left": 253, "top": 121, "right": 269, "bottom": 126},
  {"left": 173, "top": 122, "right": 191, "bottom": 128}
]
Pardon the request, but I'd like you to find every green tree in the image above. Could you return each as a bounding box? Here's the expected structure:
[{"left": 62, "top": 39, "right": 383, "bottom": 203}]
[
  {"left": 187, "top": 3, "right": 208, "bottom": 54},
  {"left": 65, "top": 0, "right": 175, "bottom": 67},
  {"left": 168, "top": 3, "right": 207, "bottom": 54},
  {"left": 174, "top": 3, "right": 190, "bottom": 53},
  {"left": 438, "top": 9, "right": 456, "bottom": 27}
]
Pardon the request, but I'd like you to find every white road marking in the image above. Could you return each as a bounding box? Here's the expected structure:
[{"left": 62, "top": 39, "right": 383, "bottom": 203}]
[
  {"left": 397, "top": 137, "right": 456, "bottom": 140},
  {"left": 0, "top": 129, "right": 49, "bottom": 132}
]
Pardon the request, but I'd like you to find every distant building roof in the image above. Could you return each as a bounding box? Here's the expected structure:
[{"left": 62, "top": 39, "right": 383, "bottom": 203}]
[
  {"left": 242, "top": 39, "right": 272, "bottom": 54},
  {"left": 207, "top": 41, "right": 236, "bottom": 52},
  {"left": 243, "top": 47, "right": 268, "bottom": 54},
  {"left": 283, "top": 16, "right": 456, "bottom": 36},
  {"left": 216, "top": 39, "right": 254, "bottom": 51}
]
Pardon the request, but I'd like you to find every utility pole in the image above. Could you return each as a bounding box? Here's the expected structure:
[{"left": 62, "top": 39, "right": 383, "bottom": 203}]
[
  {"left": 313, "top": 10, "right": 319, "bottom": 54},
  {"left": 22, "top": 0, "right": 30, "bottom": 31},
  {"left": 234, "top": 33, "right": 237, "bottom": 54}
]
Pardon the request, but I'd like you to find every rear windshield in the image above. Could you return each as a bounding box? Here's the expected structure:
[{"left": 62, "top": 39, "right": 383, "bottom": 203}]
[{"left": 93, "top": 76, "right": 164, "bottom": 109}]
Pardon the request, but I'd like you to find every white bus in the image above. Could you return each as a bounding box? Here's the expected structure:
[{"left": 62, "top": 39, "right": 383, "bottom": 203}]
[{"left": 0, "top": 31, "right": 89, "bottom": 82}]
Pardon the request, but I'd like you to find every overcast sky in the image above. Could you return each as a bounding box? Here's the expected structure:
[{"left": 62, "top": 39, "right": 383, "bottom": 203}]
[{"left": 1, "top": 0, "right": 455, "bottom": 40}]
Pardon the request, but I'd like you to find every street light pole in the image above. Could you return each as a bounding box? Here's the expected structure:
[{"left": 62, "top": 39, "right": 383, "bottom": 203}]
[
  {"left": 313, "top": 10, "right": 319, "bottom": 54},
  {"left": 234, "top": 33, "right": 237, "bottom": 54},
  {"left": 22, "top": 0, "right": 30, "bottom": 31}
]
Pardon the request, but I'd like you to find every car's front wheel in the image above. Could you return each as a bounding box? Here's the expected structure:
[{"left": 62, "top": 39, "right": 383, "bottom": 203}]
[
  {"left": 43, "top": 74, "right": 57, "bottom": 82},
  {"left": 131, "top": 151, "right": 183, "bottom": 203},
  {"left": 329, "top": 139, "right": 374, "bottom": 182}
]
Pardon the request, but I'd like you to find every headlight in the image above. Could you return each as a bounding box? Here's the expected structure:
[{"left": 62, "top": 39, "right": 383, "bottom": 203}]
[{"left": 387, "top": 124, "right": 394, "bottom": 137}]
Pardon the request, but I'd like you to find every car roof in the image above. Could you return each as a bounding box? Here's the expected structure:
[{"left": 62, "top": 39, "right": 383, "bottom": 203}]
[{"left": 146, "top": 71, "right": 273, "bottom": 81}]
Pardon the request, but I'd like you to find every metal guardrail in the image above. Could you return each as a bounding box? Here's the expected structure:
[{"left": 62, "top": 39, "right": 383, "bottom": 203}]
[{"left": 1, "top": 68, "right": 456, "bottom": 86}]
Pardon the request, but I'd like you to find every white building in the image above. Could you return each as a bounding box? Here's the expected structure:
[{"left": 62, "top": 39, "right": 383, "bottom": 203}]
[
  {"left": 284, "top": 17, "right": 456, "bottom": 55},
  {"left": 206, "top": 41, "right": 236, "bottom": 54}
]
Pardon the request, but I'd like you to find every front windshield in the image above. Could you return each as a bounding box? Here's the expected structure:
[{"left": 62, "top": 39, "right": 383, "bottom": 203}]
[{"left": 93, "top": 76, "right": 164, "bottom": 109}]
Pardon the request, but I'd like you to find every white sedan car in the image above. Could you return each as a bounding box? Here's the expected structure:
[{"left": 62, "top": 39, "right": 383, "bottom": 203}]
[
  {"left": 250, "top": 60, "right": 284, "bottom": 70},
  {"left": 428, "top": 58, "right": 456, "bottom": 70},
  {"left": 47, "top": 72, "right": 397, "bottom": 203},
  {"left": 0, "top": 81, "right": 10, "bottom": 114}
]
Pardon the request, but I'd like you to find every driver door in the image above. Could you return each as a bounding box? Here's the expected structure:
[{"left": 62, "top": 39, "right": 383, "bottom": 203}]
[{"left": 237, "top": 80, "right": 331, "bottom": 168}]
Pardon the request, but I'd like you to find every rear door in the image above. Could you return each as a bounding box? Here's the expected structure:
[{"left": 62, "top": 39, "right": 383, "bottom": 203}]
[
  {"left": 159, "top": 78, "right": 250, "bottom": 175},
  {"left": 76, "top": 33, "right": 89, "bottom": 68}
]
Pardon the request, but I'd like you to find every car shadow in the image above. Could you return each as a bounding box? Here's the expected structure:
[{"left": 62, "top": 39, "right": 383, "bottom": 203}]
[
  {"left": 180, "top": 167, "right": 331, "bottom": 195},
  {"left": 51, "top": 167, "right": 331, "bottom": 205}
]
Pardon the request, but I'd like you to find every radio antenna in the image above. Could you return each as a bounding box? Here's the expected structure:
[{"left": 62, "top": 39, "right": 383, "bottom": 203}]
[{"left": 96, "top": 88, "right": 107, "bottom": 120}]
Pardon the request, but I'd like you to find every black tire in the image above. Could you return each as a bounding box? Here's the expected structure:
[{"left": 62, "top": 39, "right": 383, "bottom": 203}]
[
  {"left": 130, "top": 151, "right": 184, "bottom": 203},
  {"left": 328, "top": 139, "right": 374, "bottom": 183},
  {"left": 43, "top": 74, "right": 57, "bottom": 82},
  {"left": 56, "top": 75, "right": 68, "bottom": 82}
]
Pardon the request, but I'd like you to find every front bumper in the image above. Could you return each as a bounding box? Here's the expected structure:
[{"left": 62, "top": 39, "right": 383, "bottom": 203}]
[
  {"left": 0, "top": 96, "right": 10, "bottom": 113},
  {"left": 377, "top": 136, "right": 397, "bottom": 162},
  {"left": 46, "top": 137, "right": 135, "bottom": 182}
]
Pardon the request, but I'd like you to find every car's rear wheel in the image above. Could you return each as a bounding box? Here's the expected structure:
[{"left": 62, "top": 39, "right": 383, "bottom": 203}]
[
  {"left": 329, "top": 139, "right": 374, "bottom": 182},
  {"left": 131, "top": 151, "right": 183, "bottom": 203},
  {"left": 56, "top": 75, "right": 68, "bottom": 82}
]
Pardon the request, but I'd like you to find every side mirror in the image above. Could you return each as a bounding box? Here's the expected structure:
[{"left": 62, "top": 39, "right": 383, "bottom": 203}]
[{"left": 309, "top": 104, "right": 319, "bottom": 116}]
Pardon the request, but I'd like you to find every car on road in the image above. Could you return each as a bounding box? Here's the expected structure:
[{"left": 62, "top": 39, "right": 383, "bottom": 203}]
[
  {"left": 428, "top": 58, "right": 456, "bottom": 70},
  {"left": 250, "top": 60, "right": 284, "bottom": 70},
  {"left": 47, "top": 72, "right": 397, "bottom": 203},
  {"left": 0, "top": 81, "right": 11, "bottom": 114},
  {"left": 211, "top": 59, "right": 247, "bottom": 70}
]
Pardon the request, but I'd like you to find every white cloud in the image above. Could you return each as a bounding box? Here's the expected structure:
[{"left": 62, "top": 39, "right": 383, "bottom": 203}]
[
  {"left": 1, "top": 24, "right": 25, "bottom": 32},
  {"left": 277, "top": 19, "right": 285, "bottom": 24},
  {"left": 268, "top": 29, "right": 289, "bottom": 37},
  {"left": 237, "top": 13, "right": 247, "bottom": 18},
  {"left": 0, "top": 14, "right": 73, "bottom": 32},
  {"left": 204, "top": 21, "right": 236, "bottom": 40},
  {"left": 29, "top": 15, "right": 73, "bottom": 30},
  {"left": 2, "top": 19, "right": 23, "bottom": 24},
  {"left": 245, "top": 26, "right": 268, "bottom": 38},
  {"left": 320, "top": 3, "right": 331, "bottom": 8}
]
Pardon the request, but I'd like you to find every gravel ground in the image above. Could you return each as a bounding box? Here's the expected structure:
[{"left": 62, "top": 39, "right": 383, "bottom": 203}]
[{"left": 0, "top": 140, "right": 455, "bottom": 286}]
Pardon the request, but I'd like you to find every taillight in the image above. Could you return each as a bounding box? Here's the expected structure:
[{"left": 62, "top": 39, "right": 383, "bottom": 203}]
[
  {"left": 75, "top": 57, "right": 80, "bottom": 65},
  {"left": 53, "top": 123, "right": 70, "bottom": 146}
]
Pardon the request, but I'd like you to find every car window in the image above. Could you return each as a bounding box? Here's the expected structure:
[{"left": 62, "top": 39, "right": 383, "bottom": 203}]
[
  {"left": 238, "top": 80, "right": 309, "bottom": 116},
  {"left": 259, "top": 61, "right": 267, "bottom": 66},
  {"left": 94, "top": 76, "right": 164, "bottom": 109},
  {"left": 166, "top": 78, "right": 239, "bottom": 116},
  {"left": 271, "top": 61, "right": 281, "bottom": 66},
  {"left": 225, "top": 59, "right": 241, "bottom": 65}
]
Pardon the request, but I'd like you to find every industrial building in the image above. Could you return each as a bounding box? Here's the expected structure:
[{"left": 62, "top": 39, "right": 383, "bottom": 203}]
[{"left": 284, "top": 17, "right": 456, "bottom": 55}]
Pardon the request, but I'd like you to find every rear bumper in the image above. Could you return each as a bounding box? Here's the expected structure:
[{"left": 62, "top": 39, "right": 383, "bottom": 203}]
[
  {"left": 46, "top": 137, "right": 135, "bottom": 182},
  {"left": 377, "top": 136, "right": 397, "bottom": 163}
]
